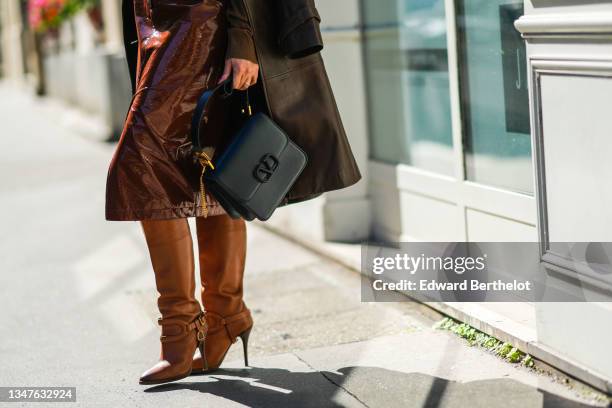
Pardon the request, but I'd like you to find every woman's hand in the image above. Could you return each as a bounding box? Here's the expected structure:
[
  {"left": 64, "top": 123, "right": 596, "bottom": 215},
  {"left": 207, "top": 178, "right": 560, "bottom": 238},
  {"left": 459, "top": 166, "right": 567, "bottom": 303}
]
[{"left": 218, "top": 58, "right": 259, "bottom": 90}]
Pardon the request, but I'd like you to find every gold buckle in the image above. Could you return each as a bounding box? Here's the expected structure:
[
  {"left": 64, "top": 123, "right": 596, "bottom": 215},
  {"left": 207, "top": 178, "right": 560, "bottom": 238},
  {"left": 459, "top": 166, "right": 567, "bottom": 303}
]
[{"left": 197, "top": 330, "right": 206, "bottom": 342}]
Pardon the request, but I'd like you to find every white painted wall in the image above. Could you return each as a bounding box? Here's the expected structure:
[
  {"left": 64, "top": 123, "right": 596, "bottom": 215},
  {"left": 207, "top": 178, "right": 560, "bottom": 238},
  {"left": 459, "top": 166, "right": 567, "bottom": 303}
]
[
  {"left": 0, "top": 0, "right": 25, "bottom": 83},
  {"left": 101, "top": 0, "right": 123, "bottom": 52},
  {"left": 519, "top": 0, "right": 612, "bottom": 388}
]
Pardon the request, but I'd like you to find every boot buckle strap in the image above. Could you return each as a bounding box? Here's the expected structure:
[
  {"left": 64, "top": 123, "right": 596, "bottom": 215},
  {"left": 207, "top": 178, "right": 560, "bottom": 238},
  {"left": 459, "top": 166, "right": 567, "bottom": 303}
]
[
  {"left": 206, "top": 310, "right": 251, "bottom": 343},
  {"left": 194, "top": 312, "right": 208, "bottom": 342},
  {"left": 197, "top": 330, "right": 207, "bottom": 342},
  {"left": 216, "top": 310, "right": 251, "bottom": 343},
  {"left": 225, "top": 324, "right": 238, "bottom": 344},
  {"left": 158, "top": 313, "right": 208, "bottom": 341},
  {"left": 216, "top": 317, "right": 237, "bottom": 343}
]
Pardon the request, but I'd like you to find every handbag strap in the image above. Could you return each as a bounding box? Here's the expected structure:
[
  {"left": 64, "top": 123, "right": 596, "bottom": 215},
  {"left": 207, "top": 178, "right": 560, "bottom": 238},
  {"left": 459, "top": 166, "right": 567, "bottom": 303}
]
[
  {"left": 191, "top": 78, "right": 233, "bottom": 152},
  {"left": 191, "top": 77, "right": 252, "bottom": 152}
]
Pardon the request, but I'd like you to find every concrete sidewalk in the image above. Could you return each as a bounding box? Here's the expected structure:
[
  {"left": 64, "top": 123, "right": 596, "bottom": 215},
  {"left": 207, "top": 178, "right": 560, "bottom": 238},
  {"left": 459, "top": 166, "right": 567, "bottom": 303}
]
[{"left": 0, "top": 84, "right": 608, "bottom": 407}]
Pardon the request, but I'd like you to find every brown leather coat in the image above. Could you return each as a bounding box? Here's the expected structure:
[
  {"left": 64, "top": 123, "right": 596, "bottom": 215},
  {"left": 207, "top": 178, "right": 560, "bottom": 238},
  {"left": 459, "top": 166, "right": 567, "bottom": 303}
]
[
  {"left": 239, "top": 0, "right": 362, "bottom": 202},
  {"left": 118, "top": 0, "right": 361, "bottom": 214}
]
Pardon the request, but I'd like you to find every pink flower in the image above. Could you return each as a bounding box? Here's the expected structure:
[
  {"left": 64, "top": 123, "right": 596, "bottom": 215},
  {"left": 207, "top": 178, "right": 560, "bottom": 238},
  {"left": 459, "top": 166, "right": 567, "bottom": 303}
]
[{"left": 28, "top": 0, "right": 68, "bottom": 32}]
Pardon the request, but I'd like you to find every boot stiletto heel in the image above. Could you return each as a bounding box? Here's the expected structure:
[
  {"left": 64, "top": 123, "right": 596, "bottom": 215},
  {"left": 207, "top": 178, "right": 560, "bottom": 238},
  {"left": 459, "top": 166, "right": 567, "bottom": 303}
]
[{"left": 239, "top": 327, "right": 252, "bottom": 366}]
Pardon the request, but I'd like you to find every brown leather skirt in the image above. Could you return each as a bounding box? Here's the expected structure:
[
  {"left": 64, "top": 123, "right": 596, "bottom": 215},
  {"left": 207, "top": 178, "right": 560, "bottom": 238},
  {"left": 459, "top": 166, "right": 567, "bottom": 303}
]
[{"left": 105, "top": 0, "right": 228, "bottom": 221}]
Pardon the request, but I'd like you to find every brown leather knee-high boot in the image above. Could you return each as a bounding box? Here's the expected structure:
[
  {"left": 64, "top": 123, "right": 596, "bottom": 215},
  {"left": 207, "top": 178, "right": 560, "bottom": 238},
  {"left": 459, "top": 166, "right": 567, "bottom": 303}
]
[
  {"left": 139, "top": 218, "right": 208, "bottom": 385},
  {"left": 192, "top": 214, "right": 253, "bottom": 372}
]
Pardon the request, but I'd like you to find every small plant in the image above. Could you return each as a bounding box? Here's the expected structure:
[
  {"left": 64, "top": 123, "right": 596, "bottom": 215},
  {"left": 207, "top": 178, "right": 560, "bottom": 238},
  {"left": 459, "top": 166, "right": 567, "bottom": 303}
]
[
  {"left": 28, "top": 0, "right": 99, "bottom": 32},
  {"left": 434, "top": 317, "right": 534, "bottom": 367}
]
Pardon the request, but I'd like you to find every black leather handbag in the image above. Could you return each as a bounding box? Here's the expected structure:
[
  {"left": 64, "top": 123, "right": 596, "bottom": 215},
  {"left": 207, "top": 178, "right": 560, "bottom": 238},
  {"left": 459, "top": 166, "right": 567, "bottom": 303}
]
[{"left": 191, "top": 79, "right": 308, "bottom": 221}]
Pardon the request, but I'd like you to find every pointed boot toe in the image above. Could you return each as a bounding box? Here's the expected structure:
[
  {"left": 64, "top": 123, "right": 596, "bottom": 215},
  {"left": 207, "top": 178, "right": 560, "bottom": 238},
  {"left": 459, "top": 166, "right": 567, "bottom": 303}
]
[{"left": 140, "top": 313, "right": 208, "bottom": 385}]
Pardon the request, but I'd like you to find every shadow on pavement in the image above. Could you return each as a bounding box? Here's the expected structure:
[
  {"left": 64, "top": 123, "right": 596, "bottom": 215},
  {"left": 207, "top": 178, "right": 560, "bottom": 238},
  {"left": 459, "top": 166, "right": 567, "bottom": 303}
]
[{"left": 144, "top": 366, "right": 599, "bottom": 408}]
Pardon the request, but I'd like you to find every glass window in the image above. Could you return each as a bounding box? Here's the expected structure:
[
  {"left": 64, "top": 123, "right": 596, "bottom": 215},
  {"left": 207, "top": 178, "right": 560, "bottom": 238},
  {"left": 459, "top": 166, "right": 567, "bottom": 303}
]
[
  {"left": 456, "top": 0, "right": 533, "bottom": 194},
  {"left": 363, "top": 0, "right": 454, "bottom": 175}
]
